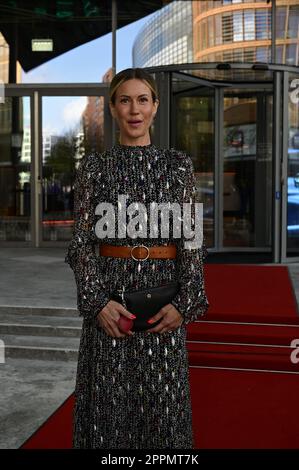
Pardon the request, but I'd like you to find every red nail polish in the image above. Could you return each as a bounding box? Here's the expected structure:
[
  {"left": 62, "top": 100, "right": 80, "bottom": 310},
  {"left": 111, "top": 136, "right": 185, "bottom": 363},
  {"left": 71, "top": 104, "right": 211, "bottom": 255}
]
[{"left": 147, "top": 319, "right": 154, "bottom": 324}]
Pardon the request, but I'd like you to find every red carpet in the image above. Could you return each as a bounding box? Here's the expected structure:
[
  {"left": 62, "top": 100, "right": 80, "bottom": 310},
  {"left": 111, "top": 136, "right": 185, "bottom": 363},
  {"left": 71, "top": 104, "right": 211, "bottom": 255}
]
[
  {"left": 186, "top": 264, "right": 299, "bottom": 373},
  {"left": 21, "top": 394, "right": 75, "bottom": 449},
  {"left": 190, "top": 368, "right": 299, "bottom": 449},
  {"left": 20, "top": 264, "right": 299, "bottom": 449},
  {"left": 203, "top": 264, "right": 299, "bottom": 324},
  {"left": 20, "top": 368, "right": 299, "bottom": 449}
]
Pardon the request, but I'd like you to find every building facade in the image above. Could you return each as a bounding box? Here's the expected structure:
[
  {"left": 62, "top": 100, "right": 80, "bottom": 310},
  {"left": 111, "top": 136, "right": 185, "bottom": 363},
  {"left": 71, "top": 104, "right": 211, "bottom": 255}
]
[
  {"left": 1, "top": 1, "right": 299, "bottom": 263},
  {"left": 133, "top": 0, "right": 194, "bottom": 67},
  {"left": 133, "top": 0, "right": 299, "bottom": 67}
]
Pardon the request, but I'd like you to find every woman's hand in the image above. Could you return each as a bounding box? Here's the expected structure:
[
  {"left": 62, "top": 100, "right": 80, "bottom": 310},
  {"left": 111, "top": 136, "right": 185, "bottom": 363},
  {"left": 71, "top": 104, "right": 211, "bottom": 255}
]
[
  {"left": 146, "top": 304, "right": 184, "bottom": 334},
  {"left": 96, "top": 300, "right": 136, "bottom": 338}
]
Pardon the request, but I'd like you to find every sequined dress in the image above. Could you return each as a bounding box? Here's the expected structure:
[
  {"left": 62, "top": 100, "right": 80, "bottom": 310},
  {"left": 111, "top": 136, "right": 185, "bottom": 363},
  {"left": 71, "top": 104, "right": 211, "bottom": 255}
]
[{"left": 65, "top": 142, "right": 209, "bottom": 449}]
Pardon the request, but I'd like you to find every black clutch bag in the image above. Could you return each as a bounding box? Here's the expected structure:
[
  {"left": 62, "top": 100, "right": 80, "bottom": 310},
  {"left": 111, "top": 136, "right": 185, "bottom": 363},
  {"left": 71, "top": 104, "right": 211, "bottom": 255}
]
[{"left": 111, "top": 281, "right": 180, "bottom": 332}]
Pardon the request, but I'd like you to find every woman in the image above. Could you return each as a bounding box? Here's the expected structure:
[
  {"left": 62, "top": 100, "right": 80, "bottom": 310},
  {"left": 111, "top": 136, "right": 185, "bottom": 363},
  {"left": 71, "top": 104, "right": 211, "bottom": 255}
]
[{"left": 65, "top": 67, "right": 209, "bottom": 449}]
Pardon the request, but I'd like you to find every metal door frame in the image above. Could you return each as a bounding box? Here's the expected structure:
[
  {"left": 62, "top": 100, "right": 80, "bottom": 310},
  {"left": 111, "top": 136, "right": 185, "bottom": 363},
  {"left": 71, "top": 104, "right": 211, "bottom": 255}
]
[
  {"left": 170, "top": 71, "right": 276, "bottom": 256},
  {"left": 4, "top": 84, "right": 111, "bottom": 247},
  {"left": 170, "top": 72, "right": 223, "bottom": 254},
  {"left": 3, "top": 63, "right": 299, "bottom": 261}
]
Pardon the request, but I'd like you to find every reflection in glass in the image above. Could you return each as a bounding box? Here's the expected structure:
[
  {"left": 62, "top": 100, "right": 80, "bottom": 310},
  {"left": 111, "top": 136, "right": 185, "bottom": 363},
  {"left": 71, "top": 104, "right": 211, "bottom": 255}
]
[
  {"left": 0, "top": 96, "right": 31, "bottom": 241},
  {"left": 41, "top": 96, "right": 105, "bottom": 242},
  {"left": 233, "top": 11, "right": 243, "bottom": 42},
  {"left": 288, "top": 5, "right": 299, "bottom": 39},
  {"left": 286, "top": 44, "right": 297, "bottom": 66},
  {"left": 256, "top": 9, "right": 271, "bottom": 40},
  {"left": 244, "top": 10, "right": 255, "bottom": 40},
  {"left": 222, "top": 13, "right": 233, "bottom": 43},
  {"left": 172, "top": 80, "right": 214, "bottom": 249},
  {"left": 256, "top": 47, "right": 269, "bottom": 62},
  {"left": 223, "top": 92, "right": 273, "bottom": 248},
  {"left": 287, "top": 74, "right": 299, "bottom": 256},
  {"left": 276, "top": 7, "right": 286, "bottom": 39}
]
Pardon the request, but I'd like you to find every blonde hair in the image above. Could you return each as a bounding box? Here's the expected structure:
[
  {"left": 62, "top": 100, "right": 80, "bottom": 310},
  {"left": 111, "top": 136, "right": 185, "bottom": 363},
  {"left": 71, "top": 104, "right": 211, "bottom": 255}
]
[{"left": 109, "top": 68, "right": 159, "bottom": 105}]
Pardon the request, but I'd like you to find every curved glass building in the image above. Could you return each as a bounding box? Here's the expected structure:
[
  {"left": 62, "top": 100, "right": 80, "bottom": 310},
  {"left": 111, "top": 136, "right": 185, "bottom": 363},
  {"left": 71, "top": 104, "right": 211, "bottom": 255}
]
[
  {"left": 133, "top": 0, "right": 299, "bottom": 67},
  {"left": 133, "top": 0, "right": 194, "bottom": 67}
]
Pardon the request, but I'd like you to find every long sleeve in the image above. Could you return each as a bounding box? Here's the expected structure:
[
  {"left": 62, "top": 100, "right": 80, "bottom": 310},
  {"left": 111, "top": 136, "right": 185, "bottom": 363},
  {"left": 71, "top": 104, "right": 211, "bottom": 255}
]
[
  {"left": 170, "top": 150, "right": 209, "bottom": 327},
  {"left": 64, "top": 153, "right": 111, "bottom": 321}
]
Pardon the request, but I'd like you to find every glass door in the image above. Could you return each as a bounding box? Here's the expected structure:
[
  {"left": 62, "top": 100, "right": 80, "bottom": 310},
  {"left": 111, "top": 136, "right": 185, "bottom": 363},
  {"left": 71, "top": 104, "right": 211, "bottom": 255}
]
[
  {"left": 222, "top": 88, "right": 273, "bottom": 250},
  {"left": 0, "top": 94, "right": 32, "bottom": 242},
  {"left": 281, "top": 71, "right": 299, "bottom": 261},
  {"left": 171, "top": 72, "right": 216, "bottom": 250},
  {"left": 40, "top": 91, "right": 110, "bottom": 243},
  {"left": 171, "top": 72, "right": 273, "bottom": 254}
]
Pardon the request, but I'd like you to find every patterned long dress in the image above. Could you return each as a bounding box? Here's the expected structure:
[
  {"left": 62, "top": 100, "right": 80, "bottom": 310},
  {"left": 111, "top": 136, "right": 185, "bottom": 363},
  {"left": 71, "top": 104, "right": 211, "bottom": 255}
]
[{"left": 65, "top": 142, "right": 209, "bottom": 449}]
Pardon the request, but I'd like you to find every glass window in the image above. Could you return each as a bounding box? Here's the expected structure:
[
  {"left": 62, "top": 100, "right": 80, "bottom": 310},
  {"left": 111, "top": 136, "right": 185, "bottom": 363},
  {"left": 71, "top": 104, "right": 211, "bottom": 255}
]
[
  {"left": 286, "top": 73, "right": 299, "bottom": 256},
  {"left": 276, "top": 45, "right": 283, "bottom": 64},
  {"left": 223, "top": 51, "right": 233, "bottom": 61},
  {"left": 201, "top": 19, "right": 207, "bottom": 49},
  {"left": 0, "top": 97, "right": 31, "bottom": 241},
  {"left": 276, "top": 7, "right": 286, "bottom": 39},
  {"left": 244, "top": 10, "right": 255, "bottom": 40},
  {"left": 222, "top": 13, "right": 233, "bottom": 43},
  {"left": 208, "top": 16, "right": 215, "bottom": 47},
  {"left": 256, "top": 47, "right": 268, "bottom": 62},
  {"left": 215, "top": 15, "right": 222, "bottom": 45},
  {"left": 233, "top": 11, "right": 243, "bottom": 42},
  {"left": 286, "top": 44, "right": 297, "bottom": 65},
  {"left": 233, "top": 49, "right": 243, "bottom": 61},
  {"left": 244, "top": 48, "right": 255, "bottom": 62},
  {"left": 256, "top": 9, "right": 270, "bottom": 40},
  {"left": 288, "top": 6, "right": 299, "bottom": 39}
]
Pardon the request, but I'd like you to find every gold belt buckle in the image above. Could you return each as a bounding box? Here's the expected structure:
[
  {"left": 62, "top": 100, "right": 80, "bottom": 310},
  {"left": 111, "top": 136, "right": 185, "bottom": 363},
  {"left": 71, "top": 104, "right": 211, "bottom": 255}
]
[{"left": 131, "top": 244, "right": 150, "bottom": 261}]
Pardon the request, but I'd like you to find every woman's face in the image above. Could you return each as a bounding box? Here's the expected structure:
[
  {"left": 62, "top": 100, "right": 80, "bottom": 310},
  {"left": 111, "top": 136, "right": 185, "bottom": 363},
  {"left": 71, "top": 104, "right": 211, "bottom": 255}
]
[{"left": 109, "top": 78, "right": 159, "bottom": 144}]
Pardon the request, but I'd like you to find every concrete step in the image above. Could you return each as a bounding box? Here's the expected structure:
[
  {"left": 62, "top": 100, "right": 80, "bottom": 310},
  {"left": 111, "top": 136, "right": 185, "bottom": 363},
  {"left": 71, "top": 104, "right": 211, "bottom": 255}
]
[
  {"left": 0, "top": 312, "right": 82, "bottom": 327},
  {"left": 0, "top": 323, "right": 81, "bottom": 337},
  {"left": 0, "top": 305, "right": 79, "bottom": 317},
  {"left": 0, "top": 305, "right": 82, "bottom": 338},
  {"left": 0, "top": 309, "right": 82, "bottom": 337},
  {"left": 1, "top": 334, "right": 79, "bottom": 361}
]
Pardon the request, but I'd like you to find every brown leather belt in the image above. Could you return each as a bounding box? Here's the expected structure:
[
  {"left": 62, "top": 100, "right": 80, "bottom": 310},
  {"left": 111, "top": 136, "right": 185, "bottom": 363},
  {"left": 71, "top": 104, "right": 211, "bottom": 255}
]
[{"left": 99, "top": 243, "right": 177, "bottom": 260}]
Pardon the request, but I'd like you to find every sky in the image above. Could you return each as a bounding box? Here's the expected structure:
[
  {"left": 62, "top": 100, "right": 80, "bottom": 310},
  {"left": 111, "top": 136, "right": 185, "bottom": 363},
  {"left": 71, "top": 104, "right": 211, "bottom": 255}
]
[{"left": 21, "top": 11, "right": 155, "bottom": 135}]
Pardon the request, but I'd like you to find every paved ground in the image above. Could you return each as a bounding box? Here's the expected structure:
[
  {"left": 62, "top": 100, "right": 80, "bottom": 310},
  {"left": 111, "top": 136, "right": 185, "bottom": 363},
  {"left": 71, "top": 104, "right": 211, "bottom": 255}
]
[
  {"left": 0, "top": 358, "right": 77, "bottom": 449},
  {"left": 0, "top": 247, "right": 78, "bottom": 449},
  {"left": 0, "top": 247, "right": 76, "bottom": 309},
  {"left": 0, "top": 247, "right": 299, "bottom": 449}
]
